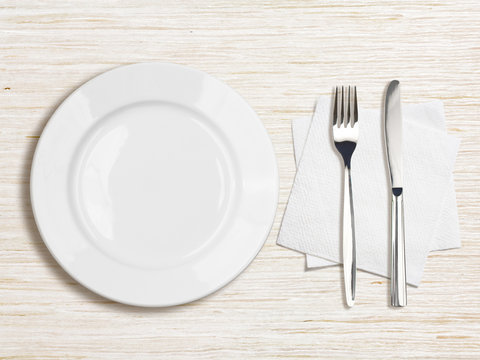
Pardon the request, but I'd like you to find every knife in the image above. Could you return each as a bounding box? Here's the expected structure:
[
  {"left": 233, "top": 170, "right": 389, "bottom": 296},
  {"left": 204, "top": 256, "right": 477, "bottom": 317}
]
[{"left": 384, "top": 80, "right": 407, "bottom": 307}]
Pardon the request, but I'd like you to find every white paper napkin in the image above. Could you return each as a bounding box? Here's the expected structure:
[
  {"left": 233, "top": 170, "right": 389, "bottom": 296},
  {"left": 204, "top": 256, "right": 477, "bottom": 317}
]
[
  {"left": 277, "top": 97, "right": 460, "bottom": 286},
  {"left": 291, "top": 114, "right": 460, "bottom": 270}
]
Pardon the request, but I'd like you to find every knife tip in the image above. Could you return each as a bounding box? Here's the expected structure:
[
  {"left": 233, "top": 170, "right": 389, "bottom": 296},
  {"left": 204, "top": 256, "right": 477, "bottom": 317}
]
[{"left": 387, "top": 80, "right": 400, "bottom": 96}]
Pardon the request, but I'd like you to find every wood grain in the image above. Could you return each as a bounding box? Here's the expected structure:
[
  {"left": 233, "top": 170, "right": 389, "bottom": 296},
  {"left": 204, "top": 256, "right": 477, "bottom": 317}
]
[{"left": 1, "top": 1, "right": 479, "bottom": 359}]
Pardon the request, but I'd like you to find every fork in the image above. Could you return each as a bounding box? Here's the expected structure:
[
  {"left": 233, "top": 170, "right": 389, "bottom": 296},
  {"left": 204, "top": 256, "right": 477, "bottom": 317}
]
[{"left": 332, "top": 86, "right": 359, "bottom": 307}]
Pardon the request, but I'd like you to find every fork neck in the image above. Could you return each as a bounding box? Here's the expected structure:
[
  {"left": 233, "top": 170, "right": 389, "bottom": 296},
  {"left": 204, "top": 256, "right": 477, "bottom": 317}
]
[{"left": 335, "top": 141, "right": 357, "bottom": 169}]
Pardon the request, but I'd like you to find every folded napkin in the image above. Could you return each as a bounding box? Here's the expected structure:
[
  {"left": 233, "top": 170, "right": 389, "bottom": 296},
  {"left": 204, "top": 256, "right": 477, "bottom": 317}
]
[
  {"left": 292, "top": 113, "right": 461, "bottom": 270},
  {"left": 277, "top": 97, "right": 460, "bottom": 286}
]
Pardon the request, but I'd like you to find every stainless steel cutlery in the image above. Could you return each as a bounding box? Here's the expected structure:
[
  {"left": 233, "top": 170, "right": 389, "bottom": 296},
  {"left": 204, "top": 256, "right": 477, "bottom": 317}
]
[
  {"left": 332, "top": 86, "right": 358, "bottom": 307},
  {"left": 329, "top": 82, "right": 407, "bottom": 307},
  {"left": 384, "top": 80, "right": 407, "bottom": 307}
]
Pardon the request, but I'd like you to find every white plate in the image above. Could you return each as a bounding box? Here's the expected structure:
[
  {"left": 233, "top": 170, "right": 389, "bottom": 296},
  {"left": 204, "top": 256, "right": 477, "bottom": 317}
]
[{"left": 31, "top": 63, "right": 278, "bottom": 306}]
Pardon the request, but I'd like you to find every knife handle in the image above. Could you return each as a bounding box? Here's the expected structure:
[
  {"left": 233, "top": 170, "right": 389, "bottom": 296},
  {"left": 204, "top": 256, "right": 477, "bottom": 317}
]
[
  {"left": 391, "top": 189, "right": 407, "bottom": 307},
  {"left": 343, "top": 165, "right": 356, "bottom": 307}
]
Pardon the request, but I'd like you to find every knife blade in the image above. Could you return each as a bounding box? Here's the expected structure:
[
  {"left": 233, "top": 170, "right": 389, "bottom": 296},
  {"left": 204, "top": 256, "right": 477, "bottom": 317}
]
[{"left": 384, "top": 80, "right": 407, "bottom": 307}]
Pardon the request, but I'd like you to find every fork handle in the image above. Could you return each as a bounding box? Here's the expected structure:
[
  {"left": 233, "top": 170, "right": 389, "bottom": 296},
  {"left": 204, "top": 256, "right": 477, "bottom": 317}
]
[
  {"left": 391, "top": 190, "right": 407, "bottom": 307},
  {"left": 342, "top": 164, "right": 356, "bottom": 307}
]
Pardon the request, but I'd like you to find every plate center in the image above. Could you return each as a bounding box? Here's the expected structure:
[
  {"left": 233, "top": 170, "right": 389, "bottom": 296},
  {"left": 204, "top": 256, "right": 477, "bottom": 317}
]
[{"left": 73, "top": 102, "right": 237, "bottom": 269}]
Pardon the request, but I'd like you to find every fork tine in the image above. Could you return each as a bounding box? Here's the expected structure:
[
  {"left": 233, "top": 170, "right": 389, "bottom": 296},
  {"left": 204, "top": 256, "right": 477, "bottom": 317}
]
[
  {"left": 340, "top": 86, "right": 344, "bottom": 126},
  {"left": 346, "top": 86, "right": 351, "bottom": 127},
  {"left": 333, "top": 87, "right": 338, "bottom": 126},
  {"left": 353, "top": 86, "right": 358, "bottom": 124},
  {"left": 337, "top": 86, "right": 342, "bottom": 127}
]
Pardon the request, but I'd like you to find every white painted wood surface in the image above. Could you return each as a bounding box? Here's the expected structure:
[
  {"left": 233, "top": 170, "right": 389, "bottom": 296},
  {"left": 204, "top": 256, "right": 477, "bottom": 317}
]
[{"left": 1, "top": 1, "right": 479, "bottom": 358}]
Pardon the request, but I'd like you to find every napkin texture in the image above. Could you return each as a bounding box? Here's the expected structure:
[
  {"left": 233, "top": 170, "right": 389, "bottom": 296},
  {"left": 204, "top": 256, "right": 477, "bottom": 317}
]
[
  {"left": 277, "top": 97, "right": 460, "bottom": 286},
  {"left": 291, "top": 114, "right": 460, "bottom": 270}
]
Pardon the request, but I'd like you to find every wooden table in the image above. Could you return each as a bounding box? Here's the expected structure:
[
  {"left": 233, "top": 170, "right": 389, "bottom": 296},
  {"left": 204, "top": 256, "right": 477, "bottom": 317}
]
[{"left": 1, "top": 1, "right": 479, "bottom": 358}]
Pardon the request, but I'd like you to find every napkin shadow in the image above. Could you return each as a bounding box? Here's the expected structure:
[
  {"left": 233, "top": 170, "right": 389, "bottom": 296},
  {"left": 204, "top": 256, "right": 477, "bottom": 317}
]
[{"left": 21, "top": 89, "right": 194, "bottom": 314}]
